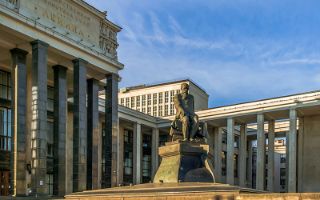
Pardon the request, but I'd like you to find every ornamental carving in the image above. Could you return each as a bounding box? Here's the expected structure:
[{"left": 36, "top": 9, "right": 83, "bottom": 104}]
[
  {"left": 99, "top": 21, "right": 118, "bottom": 60},
  {"left": 0, "top": 0, "right": 19, "bottom": 9}
]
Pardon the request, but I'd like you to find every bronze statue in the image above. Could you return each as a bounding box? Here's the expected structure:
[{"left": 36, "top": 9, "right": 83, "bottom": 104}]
[{"left": 170, "top": 83, "right": 207, "bottom": 141}]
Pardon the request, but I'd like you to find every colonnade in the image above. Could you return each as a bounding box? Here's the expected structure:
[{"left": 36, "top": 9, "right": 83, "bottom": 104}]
[
  {"left": 211, "top": 109, "right": 298, "bottom": 192},
  {"left": 10, "top": 40, "right": 119, "bottom": 196}
]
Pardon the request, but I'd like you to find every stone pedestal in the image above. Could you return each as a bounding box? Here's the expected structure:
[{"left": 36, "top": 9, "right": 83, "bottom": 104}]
[{"left": 153, "top": 141, "right": 215, "bottom": 183}]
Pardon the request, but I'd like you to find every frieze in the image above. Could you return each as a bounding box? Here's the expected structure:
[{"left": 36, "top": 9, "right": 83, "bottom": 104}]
[
  {"left": 0, "top": 0, "right": 19, "bottom": 10},
  {"left": 100, "top": 21, "right": 119, "bottom": 59}
]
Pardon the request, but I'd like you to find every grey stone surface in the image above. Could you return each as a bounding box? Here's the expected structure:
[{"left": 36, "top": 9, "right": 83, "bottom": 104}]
[
  {"left": 133, "top": 123, "right": 141, "bottom": 185},
  {"left": 288, "top": 109, "right": 297, "bottom": 192},
  {"left": 213, "top": 127, "right": 222, "bottom": 183},
  {"left": 72, "top": 58, "right": 88, "bottom": 192},
  {"left": 86, "top": 78, "right": 99, "bottom": 190},
  {"left": 239, "top": 124, "right": 247, "bottom": 187},
  {"left": 10, "top": 48, "right": 28, "bottom": 196},
  {"left": 30, "top": 40, "right": 49, "bottom": 196},
  {"left": 267, "top": 120, "right": 275, "bottom": 192},
  {"left": 226, "top": 118, "right": 234, "bottom": 185},
  {"left": 52, "top": 65, "right": 68, "bottom": 196},
  {"left": 103, "top": 73, "right": 119, "bottom": 188},
  {"left": 256, "top": 113, "right": 265, "bottom": 190}
]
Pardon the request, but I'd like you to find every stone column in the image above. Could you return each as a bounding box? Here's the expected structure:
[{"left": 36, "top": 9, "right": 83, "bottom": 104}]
[
  {"left": 267, "top": 120, "right": 275, "bottom": 192},
  {"left": 133, "top": 123, "right": 142, "bottom": 184},
  {"left": 256, "top": 113, "right": 265, "bottom": 190},
  {"left": 214, "top": 127, "right": 222, "bottom": 182},
  {"left": 226, "top": 118, "right": 234, "bottom": 185},
  {"left": 239, "top": 124, "right": 247, "bottom": 187},
  {"left": 151, "top": 128, "right": 159, "bottom": 178},
  {"left": 297, "top": 117, "right": 304, "bottom": 192},
  {"left": 86, "top": 79, "right": 99, "bottom": 190},
  {"left": 30, "top": 40, "right": 49, "bottom": 196},
  {"left": 104, "top": 73, "right": 119, "bottom": 187},
  {"left": 288, "top": 109, "right": 297, "bottom": 192},
  {"left": 52, "top": 65, "right": 67, "bottom": 196},
  {"left": 10, "top": 48, "right": 28, "bottom": 196},
  {"left": 72, "top": 59, "right": 87, "bottom": 192},
  {"left": 247, "top": 140, "right": 253, "bottom": 188}
]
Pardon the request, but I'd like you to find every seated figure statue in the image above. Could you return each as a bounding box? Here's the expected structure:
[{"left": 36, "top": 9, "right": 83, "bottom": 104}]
[{"left": 170, "top": 83, "right": 207, "bottom": 141}]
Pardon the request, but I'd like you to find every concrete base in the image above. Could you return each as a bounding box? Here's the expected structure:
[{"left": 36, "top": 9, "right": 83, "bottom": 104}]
[{"left": 65, "top": 182, "right": 262, "bottom": 200}]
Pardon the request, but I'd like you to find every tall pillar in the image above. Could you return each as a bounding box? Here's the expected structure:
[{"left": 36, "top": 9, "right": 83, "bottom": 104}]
[
  {"left": 297, "top": 117, "right": 304, "bottom": 192},
  {"left": 226, "top": 118, "right": 234, "bottom": 185},
  {"left": 52, "top": 65, "right": 67, "bottom": 196},
  {"left": 87, "top": 79, "right": 99, "bottom": 190},
  {"left": 267, "top": 120, "right": 275, "bottom": 192},
  {"left": 256, "top": 113, "right": 265, "bottom": 190},
  {"left": 247, "top": 140, "right": 253, "bottom": 188},
  {"left": 10, "top": 48, "right": 28, "bottom": 196},
  {"left": 214, "top": 127, "right": 222, "bottom": 182},
  {"left": 239, "top": 124, "right": 247, "bottom": 187},
  {"left": 288, "top": 109, "right": 297, "bottom": 192},
  {"left": 104, "top": 73, "right": 119, "bottom": 187},
  {"left": 133, "top": 123, "right": 142, "bottom": 184},
  {"left": 72, "top": 59, "right": 87, "bottom": 192},
  {"left": 30, "top": 40, "right": 49, "bottom": 196},
  {"left": 151, "top": 128, "right": 159, "bottom": 178}
]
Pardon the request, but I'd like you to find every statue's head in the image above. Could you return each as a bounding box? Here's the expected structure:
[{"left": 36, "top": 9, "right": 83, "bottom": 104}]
[{"left": 181, "top": 83, "right": 189, "bottom": 94}]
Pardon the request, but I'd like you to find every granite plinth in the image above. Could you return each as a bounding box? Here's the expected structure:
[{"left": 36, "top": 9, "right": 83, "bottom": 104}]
[
  {"left": 65, "top": 182, "right": 263, "bottom": 200},
  {"left": 153, "top": 141, "right": 215, "bottom": 183}
]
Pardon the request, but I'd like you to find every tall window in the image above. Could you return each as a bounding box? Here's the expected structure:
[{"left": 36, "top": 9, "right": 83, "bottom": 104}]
[
  {"left": 130, "top": 97, "right": 135, "bottom": 108},
  {"left": 170, "top": 104, "right": 175, "bottom": 115},
  {"left": 125, "top": 97, "right": 130, "bottom": 107},
  {"left": 147, "top": 107, "right": 151, "bottom": 115},
  {"left": 142, "top": 95, "right": 146, "bottom": 107},
  {"left": 164, "top": 105, "right": 169, "bottom": 116},
  {"left": 0, "top": 107, "right": 11, "bottom": 151},
  {"left": 170, "top": 90, "right": 175, "bottom": 102},
  {"left": 120, "top": 98, "right": 124, "bottom": 106},
  {"left": 0, "top": 70, "right": 11, "bottom": 100},
  {"left": 142, "top": 134, "right": 152, "bottom": 183},
  {"left": 153, "top": 106, "right": 157, "bottom": 116},
  {"left": 158, "top": 92, "right": 163, "bottom": 104},
  {"left": 123, "top": 129, "right": 133, "bottom": 185},
  {"left": 147, "top": 94, "right": 151, "bottom": 106},
  {"left": 153, "top": 93, "right": 157, "bottom": 105},
  {"left": 158, "top": 105, "right": 163, "bottom": 116},
  {"left": 164, "top": 91, "right": 169, "bottom": 103},
  {"left": 176, "top": 89, "right": 180, "bottom": 94},
  {"left": 136, "top": 96, "right": 140, "bottom": 108},
  {"left": 46, "top": 173, "right": 53, "bottom": 196}
]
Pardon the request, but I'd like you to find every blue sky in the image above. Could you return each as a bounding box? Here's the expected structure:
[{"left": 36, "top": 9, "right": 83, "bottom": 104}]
[{"left": 86, "top": 0, "right": 320, "bottom": 107}]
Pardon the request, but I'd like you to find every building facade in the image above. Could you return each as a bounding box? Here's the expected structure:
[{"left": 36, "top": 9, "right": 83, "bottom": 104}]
[{"left": 118, "top": 79, "right": 209, "bottom": 117}]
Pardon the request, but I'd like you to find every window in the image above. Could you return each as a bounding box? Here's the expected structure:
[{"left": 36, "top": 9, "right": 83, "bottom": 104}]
[
  {"left": 0, "top": 107, "right": 12, "bottom": 151},
  {"left": 165, "top": 91, "right": 169, "bottom": 103},
  {"left": 0, "top": 70, "right": 11, "bottom": 100},
  {"left": 164, "top": 105, "right": 168, "bottom": 116},
  {"left": 125, "top": 97, "right": 130, "bottom": 107},
  {"left": 280, "top": 168, "right": 286, "bottom": 177},
  {"left": 147, "top": 107, "right": 151, "bottom": 115},
  {"left": 176, "top": 89, "right": 180, "bottom": 94},
  {"left": 136, "top": 96, "right": 140, "bottom": 108},
  {"left": 221, "top": 151, "right": 226, "bottom": 176},
  {"left": 170, "top": 104, "right": 175, "bottom": 115},
  {"left": 153, "top": 106, "right": 157, "bottom": 116},
  {"left": 123, "top": 129, "right": 133, "bottom": 185},
  {"left": 147, "top": 94, "right": 151, "bottom": 106},
  {"left": 234, "top": 154, "right": 238, "bottom": 178},
  {"left": 159, "top": 92, "right": 163, "bottom": 104},
  {"left": 234, "top": 135, "right": 239, "bottom": 148},
  {"left": 142, "top": 134, "right": 152, "bottom": 183},
  {"left": 130, "top": 97, "right": 135, "bottom": 108},
  {"left": 142, "top": 95, "right": 146, "bottom": 106},
  {"left": 153, "top": 93, "right": 157, "bottom": 105},
  {"left": 170, "top": 90, "right": 175, "bottom": 102},
  {"left": 222, "top": 133, "right": 227, "bottom": 144},
  {"left": 47, "top": 86, "right": 54, "bottom": 112},
  {"left": 158, "top": 105, "right": 163, "bottom": 116},
  {"left": 47, "top": 121, "right": 53, "bottom": 157},
  {"left": 120, "top": 98, "right": 124, "bottom": 105},
  {"left": 46, "top": 173, "right": 53, "bottom": 196},
  {"left": 142, "top": 107, "right": 146, "bottom": 113}
]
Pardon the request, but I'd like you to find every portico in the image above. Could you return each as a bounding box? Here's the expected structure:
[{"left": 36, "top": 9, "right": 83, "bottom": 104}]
[{"left": 0, "top": 0, "right": 123, "bottom": 197}]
